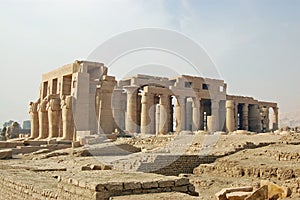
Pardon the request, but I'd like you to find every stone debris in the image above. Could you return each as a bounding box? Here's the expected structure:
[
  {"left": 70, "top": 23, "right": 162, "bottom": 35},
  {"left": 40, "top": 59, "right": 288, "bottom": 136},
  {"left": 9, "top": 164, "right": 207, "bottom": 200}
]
[
  {"left": 260, "top": 180, "right": 291, "bottom": 199},
  {"left": 81, "top": 164, "right": 112, "bottom": 171},
  {"left": 215, "top": 186, "right": 253, "bottom": 200},
  {"left": 245, "top": 185, "right": 268, "bottom": 200},
  {"left": 215, "top": 181, "right": 291, "bottom": 200}
]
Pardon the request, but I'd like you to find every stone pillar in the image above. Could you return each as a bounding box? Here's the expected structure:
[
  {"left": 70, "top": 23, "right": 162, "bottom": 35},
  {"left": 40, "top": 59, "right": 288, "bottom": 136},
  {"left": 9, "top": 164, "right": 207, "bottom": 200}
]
[
  {"left": 59, "top": 95, "right": 74, "bottom": 141},
  {"left": 234, "top": 103, "right": 239, "bottom": 130},
  {"left": 199, "top": 100, "right": 204, "bottom": 130},
  {"left": 192, "top": 98, "right": 200, "bottom": 131},
  {"left": 273, "top": 107, "right": 279, "bottom": 131},
  {"left": 176, "top": 97, "right": 186, "bottom": 131},
  {"left": 112, "top": 89, "right": 123, "bottom": 130},
  {"left": 242, "top": 103, "right": 249, "bottom": 131},
  {"left": 140, "top": 92, "right": 154, "bottom": 134},
  {"left": 226, "top": 100, "right": 235, "bottom": 133},
  {"left": 98, "top": 78, "right": 116, "bottom": 134},
  {"left": 156, "top": 104, "right": 160, "bottom": 134},
  {"left": 47, "top": 96, "right": 61, "bottom": 139},
  {"left": 29, "top": 100, "right": 40, "bottom": 139},
  {"left": 186, "top": 100, "right": 192, "bottom": 130},
  {"left": 159, "top": 94, "right": 170, "bottom": 135},
  {"left": 37, "top": 97, "right": 49, "bottom": 140},
  {"left": 207, "top": 99, "right": 219, "bottom": 133},
  {"left": 124, "top": 86, "right": 139, "bottom": 133}
]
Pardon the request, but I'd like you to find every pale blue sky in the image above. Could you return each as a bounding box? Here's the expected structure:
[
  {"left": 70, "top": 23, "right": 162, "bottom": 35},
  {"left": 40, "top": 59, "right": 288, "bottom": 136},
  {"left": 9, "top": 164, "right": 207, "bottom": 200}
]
[{"left": 0, "top": 0, "right": 299, "bottom": 127}]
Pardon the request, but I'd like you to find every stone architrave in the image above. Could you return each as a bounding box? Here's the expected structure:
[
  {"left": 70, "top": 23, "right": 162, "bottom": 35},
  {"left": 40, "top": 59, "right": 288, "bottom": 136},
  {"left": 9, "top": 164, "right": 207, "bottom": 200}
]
[
  {"left": 59, "top": 95, "right": 74, "bottom": 141},
  {"left": 47, "top": 96, "right": 61, "bottom": 139},
  {"left": 36, "top": 97, "right": 49, "bottom": 139},
  {"left": 226, "top": 100, "right": 235, "bottom": 133},
  {"left": 29, "top": 99, "right": 40, "bottom": 139}
]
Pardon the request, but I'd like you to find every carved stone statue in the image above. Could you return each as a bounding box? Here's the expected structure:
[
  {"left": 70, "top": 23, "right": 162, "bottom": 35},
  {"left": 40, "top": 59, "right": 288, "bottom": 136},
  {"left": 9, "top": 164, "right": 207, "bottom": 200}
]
[
  {"left": 36, "top": 96, "right": 49, "bottom": 139},
  {"left": 0, "top": 127, "right": 7, "bottom": 141},
  {"left": 6, "top": 122, "right": 20, "bottom": 139},
  {"left": 47, "top": 95, "right": 61, "bottom": 139},
  {"left": 59, "top": 95, "right": 74, "bottom": 141},
  {"left": 29, "top": 99, "right": 40, "bottom": 139}
]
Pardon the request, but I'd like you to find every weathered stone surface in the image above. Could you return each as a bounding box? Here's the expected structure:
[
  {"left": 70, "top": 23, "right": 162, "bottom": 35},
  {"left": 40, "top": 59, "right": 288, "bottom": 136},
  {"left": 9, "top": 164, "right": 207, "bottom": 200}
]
[
  {"left": 260, "top": 180, "right": 291, "bottom": 199},
  {"left": 0, "top": 149, "right": 12, "bottom": 159},
  {"left": 124, "top": 182, "right": 142, "bottom": 190},
  {"left": 226, "top": 191, "right": 252, "bottom": 200},
  {"left": 215, "top": 186, "right": 253, "bottom": 200},
  {"left": 245, "top": 185, "right": 268, "bottom": 200},
  {"left": 142, "top": 181, "right": 158, "bottom": 189}
]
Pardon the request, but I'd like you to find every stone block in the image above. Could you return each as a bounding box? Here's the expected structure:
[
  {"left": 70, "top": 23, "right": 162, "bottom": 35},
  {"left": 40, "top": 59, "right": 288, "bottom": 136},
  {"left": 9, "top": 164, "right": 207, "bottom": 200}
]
[
  {"left": 260, "top": 180, "right": 291, "bottom": 199},
  {"left": 174, "top": 178, "right": 189, "bottom": 186},
  {"left": 124, "top": 182, "right": 141, "bottom": 190},
  {"left": 0, "top": 149, "right": 12, "bottom": 159},
  {"left": 142, "top": 181, "right": 158, "bottom": 189},
  {"left": 245, "top": 185, "right": 268, "bottom": 200},
  {"left": 226, "top": 191, "right": 252, "bottom": 200},
  {"left": 105, "top": 182, "right": 123, "bottom": 191},
  {"left": 158, "top": 180, "right": 174, "bottom": 188}
]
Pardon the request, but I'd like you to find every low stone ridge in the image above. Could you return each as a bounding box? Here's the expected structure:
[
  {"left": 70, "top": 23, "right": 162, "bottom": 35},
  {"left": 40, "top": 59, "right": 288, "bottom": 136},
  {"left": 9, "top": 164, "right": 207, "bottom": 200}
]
[
  {"left": 0, "top": 168, "right": 197, "bottom": 200},
  {"left": 0, "top": 149, "right": 12, "bottom": 159}
]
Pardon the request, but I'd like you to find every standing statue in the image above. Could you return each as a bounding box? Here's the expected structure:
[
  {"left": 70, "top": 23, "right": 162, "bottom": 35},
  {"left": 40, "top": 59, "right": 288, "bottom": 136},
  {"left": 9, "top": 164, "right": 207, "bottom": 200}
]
[
  {"left": 59, "top": 95, "right": 74, "bottom": 141},
  {"left": 47, "top": 95, "right": 61, "bottom": 139},
  {"left": 0, "top": 127, "right": 7, "bottom": 141},
  {"left": 6, "top": 122, "right": 20, "bottom": 139},
  {"left": 29, "top": 99, "right": 40, "bottom": 139},
  {"left": 36, "top": 96, "right": 49, "bottom": 139}
]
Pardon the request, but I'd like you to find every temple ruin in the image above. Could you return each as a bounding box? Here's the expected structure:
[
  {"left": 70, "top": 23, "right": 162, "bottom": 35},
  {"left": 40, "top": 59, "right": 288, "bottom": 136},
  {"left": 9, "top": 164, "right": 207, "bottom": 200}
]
[{"left": 29, "top": 60, "right": 279, "bottom": 141}]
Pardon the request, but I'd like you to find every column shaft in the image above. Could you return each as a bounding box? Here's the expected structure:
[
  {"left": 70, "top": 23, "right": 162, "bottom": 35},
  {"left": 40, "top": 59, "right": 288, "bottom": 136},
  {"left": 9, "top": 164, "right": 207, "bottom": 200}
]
[
  {"left": 242, "top": 103, "right": 249, "bottom": 131},
  {"left": 226, "top": 100, "right": 235, "bottom": 133}
]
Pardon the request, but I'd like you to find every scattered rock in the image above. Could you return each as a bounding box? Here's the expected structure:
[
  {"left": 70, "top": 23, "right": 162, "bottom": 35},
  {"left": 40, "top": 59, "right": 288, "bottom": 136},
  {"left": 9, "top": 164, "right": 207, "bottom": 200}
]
[{"left": 260, "top": 180, "right": 291, "bottom": 199}]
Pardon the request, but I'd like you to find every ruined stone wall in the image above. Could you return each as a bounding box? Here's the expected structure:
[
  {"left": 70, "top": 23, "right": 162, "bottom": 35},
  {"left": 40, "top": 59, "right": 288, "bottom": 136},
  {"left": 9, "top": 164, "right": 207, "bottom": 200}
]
[
  {"left": 137, "top": 155, "right": 219, "bottom": 176},
  {"left": 0, "top": 169, "right": 197, "bottom": 200}
]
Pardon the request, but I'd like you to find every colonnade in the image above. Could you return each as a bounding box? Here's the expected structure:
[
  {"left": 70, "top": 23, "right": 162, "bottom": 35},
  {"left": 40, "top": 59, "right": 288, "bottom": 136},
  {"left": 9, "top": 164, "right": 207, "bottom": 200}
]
[
  {"left": 226, "top": 100, "right": 279, "bottom": 133},
  {"left": 29, "top": 95, "right": 74, "bottom": 141}
]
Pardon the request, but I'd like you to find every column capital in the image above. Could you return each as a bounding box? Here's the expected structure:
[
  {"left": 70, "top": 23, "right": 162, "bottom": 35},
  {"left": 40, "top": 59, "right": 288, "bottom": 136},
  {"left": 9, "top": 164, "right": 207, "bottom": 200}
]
[{"left": 124, "top": 85, "right": 139, "bottom": 94}]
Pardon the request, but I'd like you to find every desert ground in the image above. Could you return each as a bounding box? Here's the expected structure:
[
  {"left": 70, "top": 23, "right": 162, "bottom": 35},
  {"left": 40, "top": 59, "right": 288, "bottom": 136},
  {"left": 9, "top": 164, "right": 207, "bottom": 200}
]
[{"left": 1, "top": 130, "right": 300, "bottom": 199}]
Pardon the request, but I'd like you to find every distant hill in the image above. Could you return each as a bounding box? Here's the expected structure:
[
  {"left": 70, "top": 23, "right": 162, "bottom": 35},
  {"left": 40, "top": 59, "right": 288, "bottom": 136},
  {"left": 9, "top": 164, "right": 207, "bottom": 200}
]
[{"left": 280, "top": 110, "right": 300, "bottom": 127}]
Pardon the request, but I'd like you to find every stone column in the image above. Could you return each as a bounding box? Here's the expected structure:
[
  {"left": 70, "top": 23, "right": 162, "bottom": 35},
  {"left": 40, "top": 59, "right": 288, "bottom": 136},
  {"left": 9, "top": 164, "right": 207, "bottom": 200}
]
[
  {"left": 192, "top": 98, "right": 200, "bottom": 131},
  {"left": 140, "top": 92, "right": 154, "bottom": 134},
  {"left": 112, "top": 89, "right": 123, "bottom": 130},
  {"left": 29, "top": 100, "right": 40, "bottom": 139},
  {"left": 234, "top": 103, "right": 239, "bottom": 130},
  {"left": 59, "top": 95, "right": 74, "bottom": 141},
  {"left": 159, "top": 94, "right": 170, "bottom": 135},
  {"left": 207, "top": 99, "right": 219, "bottom": 133},
  {"left": 156, "top": 104, "right": 160, "bottom": 134},
  {"left": 124, "top": 86, "right": 139, "bottom": 133},
  {"left": 47, "top": 96, "right": 61, "bottom": 139},
  {"left": 199, "top": 100, "right": 204, "bottom": 130},
  {"left": 36, "top": 97, "right": 49, "bottom": 140},
  {"left": 176, "top": 97, "right": 186, "bottom": 131},
  {"left": 273, "top": 107, "right": 279, "bottom": 131},
  {"left": 98, "top": 78, "right": 116, "bottom": 134},
  {"left": 242, "top": 103, "right": 249, "bottom": 131},
  {"left": 186, "top": 100, "right": 192, "bottom": 130},
  {"left": 226, "top": 100, "right": 235, "bottom": 133}
]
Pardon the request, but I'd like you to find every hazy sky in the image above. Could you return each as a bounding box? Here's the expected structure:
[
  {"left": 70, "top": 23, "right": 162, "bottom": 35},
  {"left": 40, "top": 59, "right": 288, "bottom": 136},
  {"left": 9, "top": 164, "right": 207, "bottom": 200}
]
[{"left": 0, "top": 0, "right": 299, "bottom": 127}]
